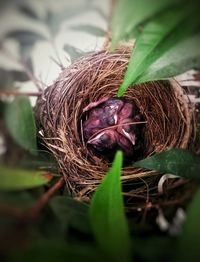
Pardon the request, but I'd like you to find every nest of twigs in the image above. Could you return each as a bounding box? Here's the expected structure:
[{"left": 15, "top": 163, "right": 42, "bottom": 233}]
[{"left": 35, "top": 46, "right": 196, "bottom": 213}]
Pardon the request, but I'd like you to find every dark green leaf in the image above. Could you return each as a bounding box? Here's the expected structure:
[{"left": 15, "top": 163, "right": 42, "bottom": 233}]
[
  {"left": 138, "top": 34, "right": 200, "bottom": 82},
  {"left": 134, "top": 149, "right": 200, "bottom": 180},
  {"left": 9, "top": 240, "right": 103, "bottom": 262},
  {"left": 50, "top": 196, "right": 91, "bottom": 234},
  {"left": 90, "top": 151, "right": 131, "bottom": 262},
  {"left": 118, "top": 3, "right": 199, "bottom": 96},
  {"left": 70, "top": 24, "right": 106, "bottom": 37},
  {"left": 5, "top": 96, "right": 37, "bottom": 153},
  {"left": 0, "top": 166, "right": 52, "bottom": 191},
  {"left": 112, "top": 0, "right": 176, "bottom": 48},
  {"left": 176, "top": 189, "right": 200, "bottom": 261}
]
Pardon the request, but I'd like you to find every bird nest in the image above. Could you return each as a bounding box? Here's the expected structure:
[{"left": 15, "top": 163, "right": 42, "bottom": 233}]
[{"left": 35, "top": 46, "right": 195, "bottom": 213}]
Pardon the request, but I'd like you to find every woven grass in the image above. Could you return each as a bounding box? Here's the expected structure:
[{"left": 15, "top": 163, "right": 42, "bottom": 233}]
[{"left": 35, "top": 46, "right": 195, "bottom": 210}]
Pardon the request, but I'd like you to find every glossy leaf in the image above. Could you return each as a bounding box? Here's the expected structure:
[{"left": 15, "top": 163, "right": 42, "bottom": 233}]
[
  {"left": 0, "top": 166, "right": 52, "bottom": 191},
  {"left": 50, "top": 196, "right": 91, "bottom": 234},
  {"left": 134, "top": 149, "right": 200, "bottom": 180},
  {"left": 90, "top": 151, "right": 131, "bottom": 262},
  {"left": 118, "top": 3, "right": 199, "bottom": 96},
  {"left": 176, "top": 189, "right": 200, "bottom": 261},
  {"left": 138, "top": 34, "right": 200, "bottom": 82},
  {"left": 112, "top": 0, "right": 176, "bottom": 48},
  {"left": 70, "top": 24, "right": 106, "bottom": 37},
  {"left": 5, "top": 96, "right": 37, "bottom": 153}
]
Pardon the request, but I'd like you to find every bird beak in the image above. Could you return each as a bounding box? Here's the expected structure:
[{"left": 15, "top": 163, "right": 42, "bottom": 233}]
[
  {"left": 87, "top": 133, "right": 102, "bottom": 145},
  {"left": 122, "top": 129, "right": 136, "bottom": 145}
]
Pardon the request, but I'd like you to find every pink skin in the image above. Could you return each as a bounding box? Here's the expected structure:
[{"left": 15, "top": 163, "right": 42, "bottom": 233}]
[
  {"left": 83, "top": 97, "right": 141, "bottom": 157},
  {"left": 118, "top": 102, "right": 134, "bottom": 119},
  {"left": 88, "top": 129, "right": 133, "bottom": 156},
  {"left": 83, "top": 98, "right": 125, "bottom": 139},
  {"left": 83, "top": 97, "right": 109, "bottom": 112},
  {"left": 87, "top": 129, "right": 118, "bottom": 150}
]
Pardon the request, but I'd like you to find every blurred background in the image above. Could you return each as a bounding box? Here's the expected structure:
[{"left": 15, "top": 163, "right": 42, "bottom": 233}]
[{"left": 0, "top": 0, "right": 108, "bottom": 103}]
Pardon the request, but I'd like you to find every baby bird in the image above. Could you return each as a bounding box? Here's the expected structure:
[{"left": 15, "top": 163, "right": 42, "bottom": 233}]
[{"left": 83, "top": 97, "right": 143, "bottom": 159}]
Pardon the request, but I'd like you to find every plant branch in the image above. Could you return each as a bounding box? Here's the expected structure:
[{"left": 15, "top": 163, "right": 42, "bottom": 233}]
[
  {"left": 0, "top": 91, "right": 42, "bottom": 97},
  {"left": 25, "top": 176, "right": 65, "bottom": 219},
  {"left": 0, "top": 177, "right": 65, "bottom": 220}
]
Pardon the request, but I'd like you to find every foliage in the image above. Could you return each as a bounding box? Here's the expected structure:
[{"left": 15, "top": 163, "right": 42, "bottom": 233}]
[
  {"left": 176, "top": 189, "right": 200, "bottom": 261},
  {"left": 0, "top": 1, "right": 200, "bottom": 262},
  {"left": 112, "top": 0, "right": 176, "bottom": 47},
  {"left": 113, "top": 0, "right": 200, "bottom": 96},
  {"left": 5, "top": 96, "right": 37, "bottom": 154},
  {"left": 134, "top": 148, "right": 200, "bottom": 180},
  {"left": 50, "top": 196, "right": 91, "bottom": 234},
  {"left": 90, "top": 151, "right": 131, "bottom": 262},
  {"left": 0, "top": 166, "right": 52, "bottom": 191}
]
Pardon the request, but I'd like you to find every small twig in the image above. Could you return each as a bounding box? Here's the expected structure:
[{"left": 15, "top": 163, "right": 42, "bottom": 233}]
[
  {"left": 25, "top": 176, "right": 65, "bottom": 219},
  {"left": 0, "top": 177, "right": 65, "bottom": 220},
  {"left": 0, "top": 91, "right": 42, "bottom": 97}
]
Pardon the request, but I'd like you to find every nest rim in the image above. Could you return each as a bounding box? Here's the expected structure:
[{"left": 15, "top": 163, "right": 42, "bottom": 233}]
[{"left": 35, "top": 47, "right": 195, "bottom": 206}]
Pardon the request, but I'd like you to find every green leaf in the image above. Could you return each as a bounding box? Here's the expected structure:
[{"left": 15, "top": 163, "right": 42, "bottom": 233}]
[
  {"left": 112, "top": 0, "right": 176, "bottom": 48},
  {"left": 0, "top": 166, "right": 52, "bottom": 191},
  {"left": 50, "top": 196, "right": 91, "bottom": 234},
  {"left": 9, "top": 240, "right": 103, "bottom": 262},
  {"left": 118, "top": 3, "right": 199, "bottom": 96},
  {"left": 5, "top": 96, "right": 37, "bottom": 153},
  {"left": 89, "top": 151, "right": 131, "bottom": 262},
  {"left": 134, "top": 149, "right": 200, "bottom": 180},
  {"left": 137, "top": 34, "right": 200, "bottom": 82},
  {"left": 70, "top": 24, "right": 106, "bottom": 37},
  {"left": 176, "top": 189, "right": 200, "bottom": 261}
]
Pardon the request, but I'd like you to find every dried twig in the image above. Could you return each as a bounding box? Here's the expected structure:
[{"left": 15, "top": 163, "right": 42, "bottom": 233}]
[
  {"left": 0, "top": 91, "right": 42, "bottom": 97},
  {"left": 0, "top": 177, "right": 65, "bottom": 220}
]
